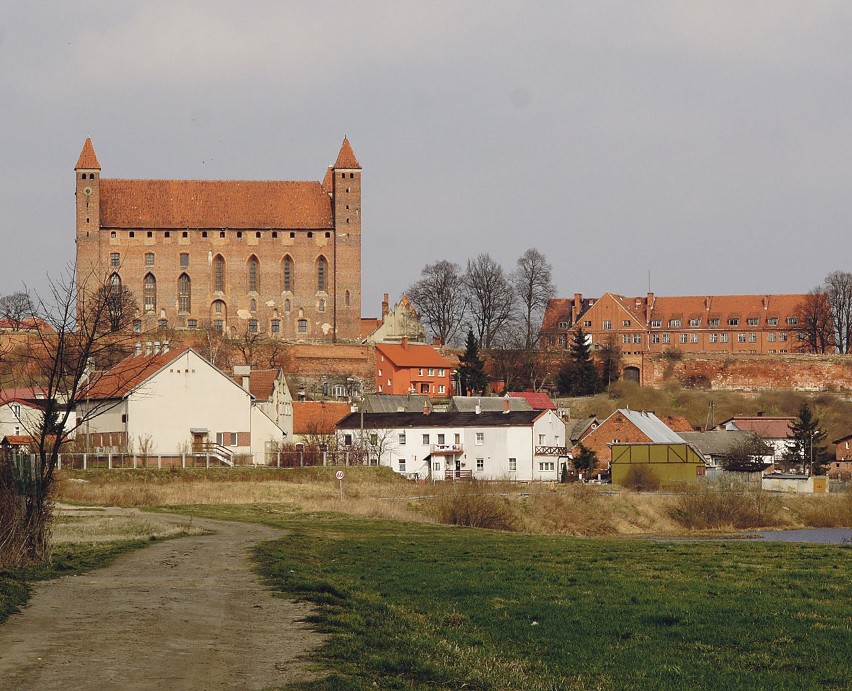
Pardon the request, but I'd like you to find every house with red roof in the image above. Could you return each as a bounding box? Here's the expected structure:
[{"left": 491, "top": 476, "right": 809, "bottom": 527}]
[
  {"left": 375, "top": 338, "right": 454, "bottom": 399},
  {"left": 508, "top": 391, "right": 557, "bottom": 410},
  {"left": 231, "top": 366, "right": 293, "bottom": 438},
  {"left": 77, "top": 345, "right": 283, "bottom": 463},
  {"left": 716, "top": 416, "right": 794, "bottom": 462},
  {"left": 291, "top": 401, "right": 352, "bottom": 445}
]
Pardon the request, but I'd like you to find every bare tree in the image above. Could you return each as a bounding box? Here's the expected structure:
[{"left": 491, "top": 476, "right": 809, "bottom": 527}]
[
  {"left": 1, "top": 265, "right": 152, "bottom": 566},
  {"left": 0, "top": 291, "right": 34, "bottom": 331},
  {"left": 512, "top": 249, "right": 555, "bottom": 351},
  {"left": 406, "top": 260, "right": 467, "bottom": 346},
  {"left": 824, "top": 270, "right": 852, "bottom": 354},
  {"left": 465, "top": 254, "right": 516, "bottom": 349},
  {"left": 794, "top": 290, "right": 834, "bottom": 354},
  {"left": 233, "top": 324, "right": 264, "bottom": 367},
  {"left": 98, "top": 281, "right": 138, "bottom": 334}
]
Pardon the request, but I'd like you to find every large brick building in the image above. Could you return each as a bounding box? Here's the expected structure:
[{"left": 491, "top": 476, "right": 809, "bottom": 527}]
[
  {"left": 75, "top": 137, "right": 362, "bottom": 341},
  {"left": 541, "top": 292, "right": 810, "bottom": 356}
]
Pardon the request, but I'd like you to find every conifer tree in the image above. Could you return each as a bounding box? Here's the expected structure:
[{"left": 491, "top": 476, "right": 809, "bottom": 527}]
[
  {"left": 556, "top": 327, "right": 602, "bottom": 396},
  {"left": 456, "top": 329, "right": 488, "bottom": 395},
  {"left": 783, "top": 403, "right": 828, "bottom": 474}
]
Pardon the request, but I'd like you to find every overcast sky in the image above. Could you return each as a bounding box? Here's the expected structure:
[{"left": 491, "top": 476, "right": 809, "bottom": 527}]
[{"left": 2, "top": 1, "right": 851, "bottom": 315}]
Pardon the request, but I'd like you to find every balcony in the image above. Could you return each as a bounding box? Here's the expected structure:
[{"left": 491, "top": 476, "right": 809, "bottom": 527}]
[
  {"left": 535, "top": 446, "right": 569, "bottom": 457},
  {"left": 430, "top": 443, "right": 463, "bottom": 456}
]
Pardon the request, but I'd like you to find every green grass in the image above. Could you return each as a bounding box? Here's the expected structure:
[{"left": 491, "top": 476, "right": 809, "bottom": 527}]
[
  {"left": 176, "top": 505, "right": 852, "bottom": 690},
  {"left": 0, "top": 539, "right": 159, "bottom": 626}
]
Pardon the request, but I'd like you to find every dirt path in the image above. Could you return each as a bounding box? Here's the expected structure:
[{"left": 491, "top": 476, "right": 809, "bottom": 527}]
[{"left": 0, "top": 509, "right": 324, "bottom": 690}]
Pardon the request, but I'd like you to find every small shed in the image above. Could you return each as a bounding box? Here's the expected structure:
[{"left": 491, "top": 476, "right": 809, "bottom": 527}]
[
  {"left": 761, "top": 473, "right": 829, "bottom": 494},
  {"left": 611, "top": 443, "right": 706, "bottom": 487}
]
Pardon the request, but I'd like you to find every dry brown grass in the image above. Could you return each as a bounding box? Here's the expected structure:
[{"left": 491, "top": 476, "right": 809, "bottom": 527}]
[
  {"left": 666, "top": 480, "right": 789, "bottom": 530},
  {"left": 784, "top": 489, "right": 852, "bottom": 528}
]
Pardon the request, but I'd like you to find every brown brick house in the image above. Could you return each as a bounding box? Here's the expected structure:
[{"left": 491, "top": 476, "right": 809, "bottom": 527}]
[{"left": 75, "top": 137, "right": 362, "bottom": 341}]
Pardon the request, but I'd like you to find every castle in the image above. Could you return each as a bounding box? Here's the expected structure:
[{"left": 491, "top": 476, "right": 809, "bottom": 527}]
[{"left": 75, "top": 137, "right": 362, "bottom": 341}]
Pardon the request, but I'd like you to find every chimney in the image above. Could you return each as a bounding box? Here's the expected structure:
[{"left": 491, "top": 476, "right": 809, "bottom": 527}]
[
  {"left": 401, "top": 336, "right": 408, "bottom": 349},
  {"left": 382, "top": 293, "right": 389, "bottom": 318},
  {"left": 503, "top": 397, "right": 510, "bottom": 414},
  {"left": 134, "top": 342, "right": 142, "bottom": 357},
  {"left": 153, "top": 341, "right": 160, "bottom": 355},
  {"left": 423, "top": 399, "right": 431, "bottom": 416},
  {"left": 646, "top": 292, "right": 654, "bottom": 324},
  {"left": 145, "top": 342, "right": 152, "bottom": 356},
  {"left": 432, "top": 337, "right": 441, "bottom": 346},
  {"left": 162, "top": 340, "right": 169, "bottom": 354},
  {"left": 233, "top": 365, "right": 251, "bottom": 392},
  {"left": 573, "top": 293, "right": 583, "bottom": 321}
]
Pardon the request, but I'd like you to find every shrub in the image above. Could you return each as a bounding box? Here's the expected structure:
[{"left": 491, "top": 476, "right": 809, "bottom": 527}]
[
  {"left": 788, "top": 491, "right": 852, "bottom": 528},
  {"left": 521, "top": 485, "right": 617, "bottom": 537},
  {"left": 431, "top": 483, "right": 516, "bottom": 531},
  {"left": 622, "top": 465, "right": 661, "bottom": 491},
  {"left": 666, "top": 481, "right": 786, "bottom": 530}
]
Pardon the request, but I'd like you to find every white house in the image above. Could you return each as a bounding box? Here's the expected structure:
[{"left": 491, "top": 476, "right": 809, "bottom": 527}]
[
  {"left": 232, "top": 366, "right": 293, "bottom": 439},
  {"left": 716, "top": 416, "right": 794, "bottom": 462},
  {"left": 77, "top": 346, "right": 284, "bottom": 463},
  {"left": 336, "top": 408, "right": 568, "bottom": 481},
  {"left": 0, "top": 398, "right": 45, "bottom": 440}
]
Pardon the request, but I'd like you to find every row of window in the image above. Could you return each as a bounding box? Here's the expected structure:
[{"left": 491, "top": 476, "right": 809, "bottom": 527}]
[
  {"left": 133, "top": 315, "right": 313, "bottom": 335},
  {"left": 648, "top": 332, "right": 796, "bottom": 344},
  {"left": 395, "top": 458, "right": 554, "bottom": 473},
  {"left": 111, "top": 253, "right": 330, "bottom": 294},
  {"left": 576, "top": 316, "right": 799, "bottom": 330},
  {"left": 396, "top": 431, "right": 483, "bottom": 446},
  {"left": 108, "top": 229, "right": 337, "bottom": 240},
  {"left": 416, "top": 367, "right": 446, "bottom": 377}
]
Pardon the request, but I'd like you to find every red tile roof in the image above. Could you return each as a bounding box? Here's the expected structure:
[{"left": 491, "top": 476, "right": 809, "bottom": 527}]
[
  {"left": 1, "top": 435, "right": 35, "bottom": 446},
  {"left": 293, "top": 401, "right": 351, "bottom": 435},
  {"left": 661, "top": 416, "right": 694, "bottom": 432},
  {"left": 75, "top": 138, "right": 101, "bottom": 170},
  {"left": 541, "top": 299, "right": 572, "bottom": 332},
  {"left": 508, "top": 391, "right": 556, "bottom": 410},
  {"left": 231, "top": 369, "right": 279, "bottom": 401},
  {"left": 722, "top": 417, "right": 795, "bottom": 439},
  {"left": 322, "top": 166, "right": 334, "bottom": 193},
  {"left": 649, "top": 295, "right": 805, "bottom": 324},
  {"left": 333, "top": 137, "right": 361, "bottom": 170},
  {"left": 375, "top": 343, "right": 453, "bottom": 369},
  {"left": 82, "top": 348, "right": 189, "bottom": 400},
  {"left": 99, "top": 179, "right": 333, "bottom": 230},
  {"left": 0, "top": 387, "right": 47, "bottom": 404}
]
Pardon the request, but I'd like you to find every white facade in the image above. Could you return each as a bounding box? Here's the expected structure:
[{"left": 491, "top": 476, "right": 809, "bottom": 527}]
[
  {"left": 78, "top": 349, "right": 284, "bottom": 462},
  {"left": 0, "top": 400, "right": 43, "bottom": 439},
  {"left": 337, "top": 410, "right": 567, "bottom": 482}
]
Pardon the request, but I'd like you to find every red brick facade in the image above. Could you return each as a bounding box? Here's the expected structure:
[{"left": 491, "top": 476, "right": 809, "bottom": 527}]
[{"left": 75, "top": 138, "right": 362, "bottom": 341}]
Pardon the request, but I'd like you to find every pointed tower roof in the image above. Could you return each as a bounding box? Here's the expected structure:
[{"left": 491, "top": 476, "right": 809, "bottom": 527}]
[
  {"left": 332, "top": 137, "right": 361, "bottom": 170},
  {"left": 321, "top": 166, "right": 334, "bottom": 193},
  {"left": 75, "top": 138, "right": 101, "bottom": 170}
]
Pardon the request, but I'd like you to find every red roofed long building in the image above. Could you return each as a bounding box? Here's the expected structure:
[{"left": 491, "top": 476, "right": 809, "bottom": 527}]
[
  {"left": 375, "top": 338, "right": 455, "bottom": 399},
  {"left": 75, "top": 137, "right": 362, "bottom": 341},
  {"left": 542, "top": 292, "right": 811, "bottom": 357}
]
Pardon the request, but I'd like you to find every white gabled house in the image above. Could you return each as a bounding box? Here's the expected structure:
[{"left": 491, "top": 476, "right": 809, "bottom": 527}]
[
  {"left": 336, "top": 407, "right": 568, "bottom": 481},
  {"left": 76, "top": 346, "right": 284, "bottom": 463}
]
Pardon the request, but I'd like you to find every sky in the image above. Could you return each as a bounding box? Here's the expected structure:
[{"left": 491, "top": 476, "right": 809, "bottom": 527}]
[{"left": 2, "top": 1, "right": 851, "bottom": 315}]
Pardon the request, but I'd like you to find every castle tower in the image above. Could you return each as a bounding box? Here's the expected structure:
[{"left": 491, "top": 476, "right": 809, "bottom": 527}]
[
  {"left": 331, "top": 137, "right": 362, "bottom": 341},
  {"left": 75, "top": 138, "right": 102, "bottom": 283}
]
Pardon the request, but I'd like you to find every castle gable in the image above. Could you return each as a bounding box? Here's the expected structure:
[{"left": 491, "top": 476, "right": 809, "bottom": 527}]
[{"left": 99, "top": 179, "right": 333, "bottom": 229}]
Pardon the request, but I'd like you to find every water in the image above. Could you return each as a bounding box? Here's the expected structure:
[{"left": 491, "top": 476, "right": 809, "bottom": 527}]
[{"left": 754, "top": 528, "right": 852, "bottom": 544}]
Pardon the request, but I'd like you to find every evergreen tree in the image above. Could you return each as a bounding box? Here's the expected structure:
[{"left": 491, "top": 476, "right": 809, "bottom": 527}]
[
  {"left": 572, "top": 442, "right": 598, "bottom": 476},
  {"left": 783, "top": 403, "right": 828, "bottom": 474},
  {"left": 556, "top": 328, "right": 602, "bottom": 396},
  {"left": 456, "top": 330, "right": 488, "bottom": 395}
]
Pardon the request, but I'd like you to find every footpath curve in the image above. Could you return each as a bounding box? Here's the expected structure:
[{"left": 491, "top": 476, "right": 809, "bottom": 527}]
[{"left": 0, "top": 510, "right": 323, "bottom": 690}]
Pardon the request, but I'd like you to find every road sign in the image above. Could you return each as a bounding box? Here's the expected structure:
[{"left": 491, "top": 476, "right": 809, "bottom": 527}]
[{"left": 335, "top": 470, "right": 345, "bottom": 480}]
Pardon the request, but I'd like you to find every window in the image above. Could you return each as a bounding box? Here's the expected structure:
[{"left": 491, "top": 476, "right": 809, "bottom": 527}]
[
  {"left": 709, "top": 318, "right": 720, "bottom": 327},
  {"left": 345, "top": 290, "right": 351, "bottom": 307},
  {"left": 603, "top": 320, "right": 612, "bottom": 330},
  {"left": 633, "top": 335, "right": 642, "bottom": 344},
  {"left": 476, "top": 458, "right": 484, "bottom": 471},
  {"left": 691, "top": 334, "right": 699, "bottom": 343},
  {"left": 317, "top": 256, "right": 328, "bottom": 292},
  {"left": 438, "top": 385, "right": 445, "bottom": 394},
  {"left": 780, "top": 332, "right": 788, "bottom": 342},
  {"left": 213, "top": 300, "right": 224, "bottom": 314},
  {"left": 749, "top": 333, "right": 757, "bottom": 342},
  {"left": 738, "top": 333, "right": 746, "bottom": 343},
  {"left": 679, "top": 334, "right": 687, "bottom": 344},
  {"left": 399, "top": 432, "right": 406, "bottom": 445},
  {"left": 132, "top": 319, "right": 141, "bottom": 333},
  {"left": 248, "top": 256, "right": 259, "bottom": 292},
  {"left": 622, "top": 320, "right": 631, "bottom": 327},
  {"left": 689, "top": 318, "right": 701, "bottom": 327},
  {"left": 343, "top": 434, "right": 353, "bottom": 446},
  {"left": 158, "top": 318, "right": 168, "bottom": 330},
  {"left": 652, "top": 334, "right": 660, "bottom": 344},
  {"left": 214, "top": 255, "right": 225, "bottom": 292},
  {"left": 438, "top": 368, "right": 445, "bottom": 377},
  {"left": 475, "top": 432, "right": 484, "bottom": 445},
  {"left": 214, "top": 320, "right": 224, "bottom": 332},
  {"left": 710, "top": 333, "right": 718, "bottom": 343},
  {"left": 558, "top": 321, "right": 569, "bottom": 329},
  {"left": 297, "top": 319, "right": 307, "bottom": 334},
  {"left": 437, "top": 433, "right": 445, "bottom": 445},
  {"left": 768, "top": 332, "right": 776, "bottom": 342},
  {"left": 398, "top": 459, "right": 406, "bottom": 472},
  {"left": 583, "top": 320, "right": 592, "bottom": 327},
  {"left": 418, "top": 368, "right": 424, "bottom": 376},
  {"left": 178, "top": 273, "right": 191, "bottom": 312},
  {"left": 728, "top": 318, "right": 739, "bottom": 326},
  {"left": 767, "top": 317, "right": 779, "bottom": 326},
  {"left": 10, "top": 403, "right": 20, "bottom": 418},
  {"left": 538, "top": 461, "right": 556, "bottom": 471},
  {"left": 651, "top": 320, "right": 662, "bottom": 328},
  {"left": 248, "top": 319, "right": 258, "bottom": 333},
  {"left": 428, "top": 368, "right": 434, "bottom": 376},
  {"left": 787, "top": 316, "right": 799, "bottom": 326},
  {"left": 669, "top": 319, "right": 681, "bottom": 327},
  {"left": 508, "top": 458, "right": 517, "bottom": 471},
  {"left": 720, "top": 333, "right": 729, "bottom": 343},
  {"left": 283, "top": 255, "right": 294, "bottom": 291},
  {"left": 623, "top": 335, "right": 631, "bottom": 344},
  {"left": 747, "top": 317, "right": 759, "bottom": 326},
  {"left": 188, "top": 319, "right": 198, "bottom": 328},
  {"left": 144, "top": 253, "right": 154, "bottom": 267},
  {"left": 318, "top": 298, "right": 326, "bottom": 313},
  {"left": 422, "top": 434, "right": 430, "bottom": 445},
  {"left": 216, "top": 432, "right": 238, "bottom": 447},
  {"left": 284, "top": 299, "right": 291, "bottom": 313},
  {"left": 250, "top": 298, "right": 257, "bottom": 312},
  {"left": 143, "top": 273, "right": 156, "bottom": 312},
  {"left": 271, "top": 319, "right": 280, "bottom": 334},
  {"left": 180, "top": 253, "right": 189, "bottom": 267},
  {"left": 662, "top": 333, "right": 670, "bottom": 344},
  {"left": 110, "top": 252, "right": 120, "bottom": 268}
]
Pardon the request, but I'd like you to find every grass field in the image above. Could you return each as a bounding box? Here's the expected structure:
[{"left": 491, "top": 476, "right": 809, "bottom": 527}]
[{"left": 177, "top": 503, "right": 852, "bottom": 690}]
